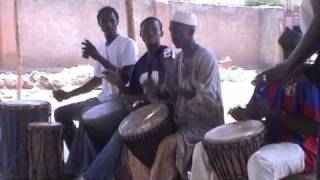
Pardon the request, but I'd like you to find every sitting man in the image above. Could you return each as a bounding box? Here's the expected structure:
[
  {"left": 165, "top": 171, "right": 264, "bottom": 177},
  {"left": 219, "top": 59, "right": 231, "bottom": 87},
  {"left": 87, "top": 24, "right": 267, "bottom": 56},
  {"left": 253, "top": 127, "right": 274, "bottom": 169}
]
[
  {"left": 75, "top": 16, "right": 175, "bottom": 180},
  {"left": 148, "top": 11, "right": 224, "bottom": 180},
  {"left": 53, "top": 6, "right": 137, "bottom": 151},
  {"left": 191, "top": 1, "right": 320, "bottom": 178},
  {"left": 191, "top": 65, "right": 320, "bottom": 180}
]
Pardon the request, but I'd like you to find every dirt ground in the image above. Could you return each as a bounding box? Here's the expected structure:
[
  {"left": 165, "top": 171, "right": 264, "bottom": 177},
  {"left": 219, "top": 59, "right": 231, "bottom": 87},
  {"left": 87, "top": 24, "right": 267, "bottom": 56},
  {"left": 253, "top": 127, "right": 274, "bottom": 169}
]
[
  {"left": 0, "top": 65, "right": 257, "bottom": 160},
  {"left": 0, "top": 65, "right": 257, "bottom": 123}
]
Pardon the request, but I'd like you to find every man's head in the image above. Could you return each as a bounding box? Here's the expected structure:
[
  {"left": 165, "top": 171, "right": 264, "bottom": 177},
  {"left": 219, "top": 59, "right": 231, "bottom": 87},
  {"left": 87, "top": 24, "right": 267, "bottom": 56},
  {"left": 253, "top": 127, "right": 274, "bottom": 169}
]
[
  {"left": 140, "top": 17, "right": 163, "bottom": 46},
  {"left": 97, "top": 6, "right": 119, "bottom": 38},
  {"left": 169, "top": 11, "right": 197, "bottom": 49}
]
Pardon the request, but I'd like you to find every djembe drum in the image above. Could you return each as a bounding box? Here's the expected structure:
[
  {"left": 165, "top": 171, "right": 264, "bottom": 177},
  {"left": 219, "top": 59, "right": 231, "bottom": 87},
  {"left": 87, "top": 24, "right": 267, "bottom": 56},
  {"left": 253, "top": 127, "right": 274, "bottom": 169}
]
[
  {"left": 82, "top": 100, "right": 129, "bottom": 149},
  {"left": 119, "top": 103, "right": 174, "bottom": 168},
  {"left": 0, "top": 100, "right": 51, "bottom": 179},
  {"left": 28, "top": 122, "right": 63, "bottom": 180},
  {"left": 203, "top": 120, "right": 266, "bottom": 180}
]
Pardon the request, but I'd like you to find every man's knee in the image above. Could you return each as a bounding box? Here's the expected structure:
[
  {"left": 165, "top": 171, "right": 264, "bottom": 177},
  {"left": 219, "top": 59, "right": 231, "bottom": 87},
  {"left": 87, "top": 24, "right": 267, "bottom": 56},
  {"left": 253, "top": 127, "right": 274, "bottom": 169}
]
[
  {"left": 247, "top": 151, "right": 275, "bottom": 177},
  {"left": 54, "top": 106, "right": 67, "bottom": 123},
  {"left": 81, "top": 115, "right": 92, "bottom": 127},
  {"left": 159, "top": 134, "right": 177, "bottom": 149}
]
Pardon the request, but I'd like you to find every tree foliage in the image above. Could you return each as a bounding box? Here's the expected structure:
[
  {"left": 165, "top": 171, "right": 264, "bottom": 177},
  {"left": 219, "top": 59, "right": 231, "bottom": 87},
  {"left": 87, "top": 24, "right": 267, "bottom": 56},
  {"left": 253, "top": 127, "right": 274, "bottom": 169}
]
[{"left": 245, "top": 0, "right": 283, "bottom": 6}]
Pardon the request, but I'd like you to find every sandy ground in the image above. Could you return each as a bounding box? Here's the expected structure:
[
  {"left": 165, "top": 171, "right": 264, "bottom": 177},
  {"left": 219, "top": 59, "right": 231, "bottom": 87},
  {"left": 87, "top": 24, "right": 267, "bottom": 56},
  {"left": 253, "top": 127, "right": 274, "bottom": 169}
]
[
  {"left": 0, "top": 65, "right": 256, "bottom": 122},
  {"left": 0, "top": 65, "right": 257, "bottom": 160}
]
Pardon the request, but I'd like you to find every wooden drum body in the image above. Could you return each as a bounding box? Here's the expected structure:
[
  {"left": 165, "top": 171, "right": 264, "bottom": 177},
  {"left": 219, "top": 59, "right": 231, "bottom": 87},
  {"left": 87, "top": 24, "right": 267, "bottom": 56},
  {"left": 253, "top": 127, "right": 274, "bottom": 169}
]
[
  {"left": 119, "top": 103, "right": 174, "bottom": 168},
  {"left": 0, "top": 100, "right": 51, "bottom": 179},
  {"left": 28, "top": 122, "right": 63, "bottom": 180},
  {"left": 203, "top": 120, "right": 266, "bottom": 180}
]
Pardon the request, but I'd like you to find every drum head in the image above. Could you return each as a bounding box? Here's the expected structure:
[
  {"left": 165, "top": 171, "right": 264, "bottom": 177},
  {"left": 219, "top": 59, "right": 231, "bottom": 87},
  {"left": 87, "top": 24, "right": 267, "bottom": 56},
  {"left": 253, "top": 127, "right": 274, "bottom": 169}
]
[
  {"left": 204, "top": 120, "right": 265, "bottom": 144},
  {"left": 0, "top": 100, "right": 50, "bottom": 109},
  {"left": 119, "top": 103, "right": 168, "bottom": 137},
  {"left": 28, "top": 122, "right": 62, "bottom": 128},
  {"left": 82, "top": 100, "right": 124, "bottom": 121}
]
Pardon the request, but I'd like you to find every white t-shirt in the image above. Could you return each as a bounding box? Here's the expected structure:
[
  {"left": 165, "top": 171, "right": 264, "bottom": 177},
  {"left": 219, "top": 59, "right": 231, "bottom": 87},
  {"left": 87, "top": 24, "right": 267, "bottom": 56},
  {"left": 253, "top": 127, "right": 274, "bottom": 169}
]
[{"left": 94, "top": 35, "right": 138, "bottom": 102}]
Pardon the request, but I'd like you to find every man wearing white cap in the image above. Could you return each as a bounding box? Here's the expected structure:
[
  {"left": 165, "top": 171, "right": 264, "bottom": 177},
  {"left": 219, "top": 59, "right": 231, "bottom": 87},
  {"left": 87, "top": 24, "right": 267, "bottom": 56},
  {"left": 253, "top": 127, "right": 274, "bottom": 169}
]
[{"left": 149, "top": 10, "right": 224, "bottom": 180}]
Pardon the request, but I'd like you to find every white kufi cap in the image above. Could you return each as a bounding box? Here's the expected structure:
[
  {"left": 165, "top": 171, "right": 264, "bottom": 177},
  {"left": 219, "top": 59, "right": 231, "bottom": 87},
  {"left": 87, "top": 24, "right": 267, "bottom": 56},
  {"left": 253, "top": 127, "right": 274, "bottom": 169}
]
[{"left": 171, "top": 10, "right": 198, "bottom": 26}]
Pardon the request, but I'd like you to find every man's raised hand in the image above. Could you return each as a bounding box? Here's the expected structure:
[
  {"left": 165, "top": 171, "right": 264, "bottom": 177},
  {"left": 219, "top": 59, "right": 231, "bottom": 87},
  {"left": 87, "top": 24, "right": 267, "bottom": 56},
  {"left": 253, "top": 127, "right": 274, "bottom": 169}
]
[{"left": 82, "top": 39, "right": 101, "bottom": 60}]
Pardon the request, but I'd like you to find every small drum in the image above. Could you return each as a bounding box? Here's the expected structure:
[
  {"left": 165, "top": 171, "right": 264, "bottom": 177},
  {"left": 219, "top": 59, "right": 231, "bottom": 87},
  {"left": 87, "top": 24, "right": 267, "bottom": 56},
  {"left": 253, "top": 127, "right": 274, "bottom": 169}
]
[
  {"left": 119, "top": 103, "right": 174, "bottom": 168},
  {"left": 203, "top": 120, "right": 266, "bottom": 180},
  {"left": 82, "top": 100, "right": 129, "bottom": 149},
  {"left": 0, "top": 100, "right": 51, "bottom": 179},
  {"left": 28, "top": 122, "right": 63, "bottom": 180}
]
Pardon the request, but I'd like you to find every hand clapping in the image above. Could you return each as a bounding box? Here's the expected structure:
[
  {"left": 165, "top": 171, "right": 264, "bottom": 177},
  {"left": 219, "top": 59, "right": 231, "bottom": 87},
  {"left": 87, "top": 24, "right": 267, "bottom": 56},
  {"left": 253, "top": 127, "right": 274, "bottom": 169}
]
[{"left": 82, "top": 39, "right": 101, "bottom": 60}]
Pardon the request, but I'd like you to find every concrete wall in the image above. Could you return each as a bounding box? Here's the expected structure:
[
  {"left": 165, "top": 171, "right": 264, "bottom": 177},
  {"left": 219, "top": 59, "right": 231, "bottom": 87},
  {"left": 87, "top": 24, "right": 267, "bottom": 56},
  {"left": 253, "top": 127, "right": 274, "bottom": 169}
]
[
  {"left": 164, "top": 2, "right": 285, "bottom": 67},
  {"left": 169, "top": 3, "right": 261, "bottom": 66},
  {"left": 17, "top": 0, "right": 129, "bottom": 68},
  {"left": 0, "top": 0, "right": 285, "bottom": 69},
  {"left": 258, "top": 7, "right": 284, "bottom": 66},
  {"left": 0, "top": 0, "right": 19, "bottom": 69}
]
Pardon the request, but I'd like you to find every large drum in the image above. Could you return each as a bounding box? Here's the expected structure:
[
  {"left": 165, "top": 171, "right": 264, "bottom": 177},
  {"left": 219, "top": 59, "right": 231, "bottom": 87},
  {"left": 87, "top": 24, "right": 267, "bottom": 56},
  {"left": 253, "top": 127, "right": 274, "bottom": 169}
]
[
  {"left": 28, "top": 122, "right": 63, "bottom": 180},
  {"left": 203, "top": 120, "right": 266, "bottom": 180},
  {"left": 0, "top": 100, "right": 51, "bottom": 179},
  {"left": 119, "top": 103, "right": 174, "bottom": 168},
  {"left": 82, "top": 100, "right": 129, "bottom": 150}
]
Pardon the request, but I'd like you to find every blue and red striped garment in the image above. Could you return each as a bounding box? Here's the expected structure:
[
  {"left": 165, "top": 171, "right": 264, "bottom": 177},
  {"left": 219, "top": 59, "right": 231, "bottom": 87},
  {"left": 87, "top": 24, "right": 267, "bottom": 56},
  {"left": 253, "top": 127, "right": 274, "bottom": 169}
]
[{"left": 249, "top": 74, "right": 320, "bottom": 173}]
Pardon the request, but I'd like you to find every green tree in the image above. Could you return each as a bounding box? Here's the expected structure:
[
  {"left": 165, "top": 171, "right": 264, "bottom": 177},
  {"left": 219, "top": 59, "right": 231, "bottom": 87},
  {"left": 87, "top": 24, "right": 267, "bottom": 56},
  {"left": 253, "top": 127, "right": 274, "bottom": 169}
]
[{"left": 245, "top": 0, "right": 283, "bottom": 6}]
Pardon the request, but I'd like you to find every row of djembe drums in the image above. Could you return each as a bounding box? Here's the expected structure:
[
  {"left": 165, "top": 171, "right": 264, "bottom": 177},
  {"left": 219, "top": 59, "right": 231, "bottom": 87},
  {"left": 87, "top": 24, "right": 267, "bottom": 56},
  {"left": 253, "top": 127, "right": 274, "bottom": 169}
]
[
  {"left": 0, "top": 100, "right": 63, "bottom": 180},
  {"left": 0, "top": 99, "right": 267, "bottom": 180},
  {"left": 117, "top": 103, "right": 266, "bottom": 180}
]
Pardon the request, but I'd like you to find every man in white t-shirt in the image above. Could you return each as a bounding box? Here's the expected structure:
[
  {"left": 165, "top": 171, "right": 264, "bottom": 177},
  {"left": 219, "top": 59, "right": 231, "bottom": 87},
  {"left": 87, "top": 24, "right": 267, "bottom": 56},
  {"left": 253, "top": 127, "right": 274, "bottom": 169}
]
[{"left": 53, "top": 6, "right": 137, "bottom": 150}]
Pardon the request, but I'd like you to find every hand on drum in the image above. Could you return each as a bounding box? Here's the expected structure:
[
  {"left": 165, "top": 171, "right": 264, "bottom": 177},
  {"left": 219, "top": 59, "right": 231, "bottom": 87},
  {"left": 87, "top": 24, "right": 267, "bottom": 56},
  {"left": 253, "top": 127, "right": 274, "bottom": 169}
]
[
  {"left": 145, "top": 79, "right": 161, "bottom": 103},
  {"left": 228, "top": 106, "right": 248, "bottom": 121},
  {"left": 53, "top": 89, "right": 70, "bottom": 102},
  {"left": 103, "top": 70, "right": 122, "bottom": 86},
  {"left": 82, "top": 39, "right": 102, "bottom": 60},
  {"left": 179, "top": 84, "right": 196, "bottom": 99},
  {"left": 229, "top": 98, "right": 271, "bottom": 121}
]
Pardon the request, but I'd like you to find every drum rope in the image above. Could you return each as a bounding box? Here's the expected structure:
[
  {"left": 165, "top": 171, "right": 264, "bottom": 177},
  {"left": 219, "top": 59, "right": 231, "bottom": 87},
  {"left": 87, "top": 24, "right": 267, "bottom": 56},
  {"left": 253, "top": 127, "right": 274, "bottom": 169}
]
[
  {"left": 0, "top": 104, "right": 51, "bottom": 178},
  {"left": 29, "top": 128, "right": 63, "bottom": 179}
]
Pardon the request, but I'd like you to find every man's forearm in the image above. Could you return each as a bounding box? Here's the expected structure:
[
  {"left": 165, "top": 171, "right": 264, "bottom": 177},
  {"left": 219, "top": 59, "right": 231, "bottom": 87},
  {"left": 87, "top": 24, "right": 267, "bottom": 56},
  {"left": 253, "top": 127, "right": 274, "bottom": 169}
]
[
  {"left": 116, "top": 82, "right": 131, "bottom": 94},
  {"left": 96, "top": 55, "right": 118, "bottom": 72},
  {"left": 69, "top": 77, "right": 101, "bottom": 97},
  {"left": 289, "top": 15, "right": 320, "bottom": 68},
  {"left": 179, "top": 87, "right": 195, "bottom": 99}
]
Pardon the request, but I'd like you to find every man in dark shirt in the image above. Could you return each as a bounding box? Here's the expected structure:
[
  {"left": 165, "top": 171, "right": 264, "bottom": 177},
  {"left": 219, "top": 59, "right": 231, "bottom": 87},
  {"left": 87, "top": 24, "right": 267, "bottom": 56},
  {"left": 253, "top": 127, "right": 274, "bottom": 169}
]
[{"left": 74, "top": 17, "right": 174, "bottom": 180}]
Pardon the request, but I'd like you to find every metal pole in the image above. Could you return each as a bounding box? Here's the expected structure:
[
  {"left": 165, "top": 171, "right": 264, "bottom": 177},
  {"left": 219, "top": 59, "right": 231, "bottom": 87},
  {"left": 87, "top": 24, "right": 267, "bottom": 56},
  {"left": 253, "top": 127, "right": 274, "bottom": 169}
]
[{"left": 14, "top": 0, "right": 22, "bottom": 100}]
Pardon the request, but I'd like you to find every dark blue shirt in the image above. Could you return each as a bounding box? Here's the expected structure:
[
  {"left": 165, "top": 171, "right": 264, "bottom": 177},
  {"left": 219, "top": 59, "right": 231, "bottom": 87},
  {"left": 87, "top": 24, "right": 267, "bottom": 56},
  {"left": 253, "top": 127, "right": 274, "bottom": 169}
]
[{"left": 128, "top": 45, "right": 174, "bottom": 95}]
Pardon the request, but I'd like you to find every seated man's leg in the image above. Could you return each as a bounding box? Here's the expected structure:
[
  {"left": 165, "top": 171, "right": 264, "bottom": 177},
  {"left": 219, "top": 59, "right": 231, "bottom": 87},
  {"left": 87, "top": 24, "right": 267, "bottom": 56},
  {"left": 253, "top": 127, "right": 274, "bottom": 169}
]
[
  {"left": 64, "top": 124, "right": 97, "bottom": 176},
  {"left": 54, "top": 98, "right": 100, "bottom": 149},
  {"left": 247, "top": 142, "right": 305, "bottom": 180},
  {"left": 115, "top": 150, "right": 150, "bottom": 180},
  {"left": 82, "top": 102, "right": 129, "bottom": 150},
  {"left": 150, "top": 134, "right": 178, "bottom": 180},
  {"left": 82, "top": 131, "right": 124, "bottom": 180},
  {"left": 190, "top": 142, "right": 218, "bottom": 180},
  {"left": 125, "top": 150, "right": 149, "bottom": 180}
]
